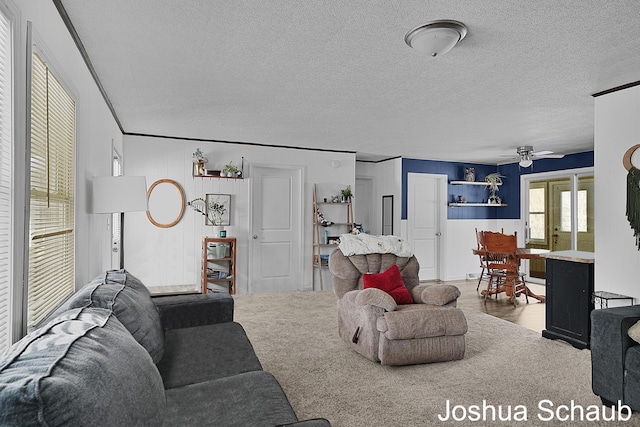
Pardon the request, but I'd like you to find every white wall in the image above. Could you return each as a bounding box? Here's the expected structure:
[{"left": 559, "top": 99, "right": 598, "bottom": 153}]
[
  {"left": 125, "top": 135, "right": 355, "bottom": 293},
  {"left": 594, "top": 85, "right": 640, "bottom": 301},
  {"left": 14, "top": 0, "right": 122, "bottom": 290},
  {"left": 444, "top": 219, "right": 522, "bottom": 281}
]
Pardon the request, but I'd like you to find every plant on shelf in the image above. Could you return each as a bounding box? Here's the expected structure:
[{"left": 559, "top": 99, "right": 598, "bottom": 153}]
[
  {"left": 484, "top": 173, "right": 504, "bottom": 204},
  {"left": 221, "top": 161, "right": 240, "bottom": 177},
  {"left": 188, "top": 198, "right": 227, "bottom": 225},
  {"left": 340, "top": 187, "right": 353, "bottom": 202}
]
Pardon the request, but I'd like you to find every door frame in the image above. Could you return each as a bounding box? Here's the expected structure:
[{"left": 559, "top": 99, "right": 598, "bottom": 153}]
[
  {"left": 110, "top": 143, "right": 123, "bottom": 270},
  {"left": 355, "top": 175, "right": 374, "bottom": 234},
  {"left": 248, "top": 163, "right": 305, "bottom": 293},
  {"left": 406, "top": 173, "right": 447, "bottom": 281},
  {"left": 519, "top": 167, "right": 594, "bottom": 282}
]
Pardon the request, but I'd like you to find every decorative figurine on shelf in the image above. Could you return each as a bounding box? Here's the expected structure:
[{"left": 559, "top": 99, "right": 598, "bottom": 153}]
[
  {"left": 316, "top": 207, "right": 334, "bottom": 226},
  {"left": 192, "top": 148, "right": 208, "bottom": 176},
  {"left": 465, "top": 167, "right": 475, "bottom": 182}
]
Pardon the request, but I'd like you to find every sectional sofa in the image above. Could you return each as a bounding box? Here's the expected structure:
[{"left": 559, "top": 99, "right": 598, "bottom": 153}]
[{"left": 0, "top": 269, "right": 330, "bottom": 426}]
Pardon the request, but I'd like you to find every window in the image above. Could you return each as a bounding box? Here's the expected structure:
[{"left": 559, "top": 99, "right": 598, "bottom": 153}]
[
  {"left": 528, "top": 185, "right": 546, "bottom": 242},
  {"left": 560, "top": 190, "right": 587, "bottom": 232},
  {"left": 28, "top": 52, "right": 76, "bottom": 327},
  {"left": 112, "top": 150, "right": 122, "bottom": 262},
  {"left": 0, "top": 6, "right": 12, "bottom": 354}
]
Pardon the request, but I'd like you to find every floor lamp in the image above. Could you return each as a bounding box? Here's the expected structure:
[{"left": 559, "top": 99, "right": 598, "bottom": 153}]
[{"left": 93, "top": 176, "right": 148, "bottom": 269}]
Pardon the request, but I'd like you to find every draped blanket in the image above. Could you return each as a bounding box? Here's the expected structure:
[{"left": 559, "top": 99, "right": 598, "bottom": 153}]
[
  {"left": 338, "top": 233, "right": 413, "bottom": 257},
  {"left": 627, "top": 167, "right": 640, "bottom": 250}
]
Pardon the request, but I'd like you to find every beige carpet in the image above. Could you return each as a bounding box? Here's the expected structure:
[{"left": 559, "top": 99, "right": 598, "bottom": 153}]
[{"left": 234, "top": 291, "right": 638, "bottom": 426}]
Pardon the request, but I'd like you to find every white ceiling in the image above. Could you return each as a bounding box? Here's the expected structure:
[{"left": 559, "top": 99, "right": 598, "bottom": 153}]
[{"left": 56, "top": 0, "right": 640, "bottom": 163}]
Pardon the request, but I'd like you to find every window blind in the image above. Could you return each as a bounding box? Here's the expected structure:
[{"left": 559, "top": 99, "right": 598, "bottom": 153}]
[
  {"left": 0, "top": 7, "right": 12, "bottom": 354},
  {"left": 28, "top": 52, "right": 75, "bottom": 327}
]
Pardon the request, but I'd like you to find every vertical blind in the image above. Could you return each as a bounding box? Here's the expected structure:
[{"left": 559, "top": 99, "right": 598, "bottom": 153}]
[
  {"left": 28, "top": 52, "right": 75, "bottom": 327},
  {"left": 0, "top": 7, "right": 11, "bottom": 354}
]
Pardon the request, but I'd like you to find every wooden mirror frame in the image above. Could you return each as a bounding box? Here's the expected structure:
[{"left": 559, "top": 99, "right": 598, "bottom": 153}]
[
  {"left": 146, "top": 179, "right": 185, "bottom": 228},
  {"left": 623, "top": 144, "right": 640, "bottom": 171}
]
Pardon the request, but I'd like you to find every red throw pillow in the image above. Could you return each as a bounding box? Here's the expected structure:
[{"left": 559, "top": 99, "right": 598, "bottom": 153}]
[{"left": 363, "top": 264, "right": 413, "bottom": 304}]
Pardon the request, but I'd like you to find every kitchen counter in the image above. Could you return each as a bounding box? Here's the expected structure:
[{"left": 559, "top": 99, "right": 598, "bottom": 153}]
[{"left": 540, "top": 250, "right": 594, "bottom": 264}]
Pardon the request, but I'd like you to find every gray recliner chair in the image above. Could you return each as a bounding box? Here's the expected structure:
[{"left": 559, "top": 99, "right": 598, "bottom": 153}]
[{"left": 328, "top": 248, "right": 467, "bottom": 366}]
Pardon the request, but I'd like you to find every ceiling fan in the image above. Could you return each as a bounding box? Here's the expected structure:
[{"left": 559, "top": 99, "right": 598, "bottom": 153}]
[{"left": 511, "top": 145, "right": 565, "bottom": 168}]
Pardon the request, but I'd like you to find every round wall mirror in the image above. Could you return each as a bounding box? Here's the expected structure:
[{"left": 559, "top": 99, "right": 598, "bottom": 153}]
[{"left": 146, "top": 179, "right": 185, "bottom": 228}]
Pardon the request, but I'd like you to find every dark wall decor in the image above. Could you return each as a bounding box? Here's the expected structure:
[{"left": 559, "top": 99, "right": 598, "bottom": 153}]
[{"left": 624, "top": 144, "right": 640, "bottom": 249}]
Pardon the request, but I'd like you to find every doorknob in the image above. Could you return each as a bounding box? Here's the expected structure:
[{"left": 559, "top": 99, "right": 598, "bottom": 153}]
[
  {"left": 253, "top": 235, "right": 258, "bottom": 239},
  {"left": 435, "top": 232, "right": 442, "bottom": 236}
]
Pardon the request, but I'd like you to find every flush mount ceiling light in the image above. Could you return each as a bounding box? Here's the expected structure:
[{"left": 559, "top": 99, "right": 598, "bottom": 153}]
[{"left": 404, "top": 20, "right": 468, "bottom": 57}]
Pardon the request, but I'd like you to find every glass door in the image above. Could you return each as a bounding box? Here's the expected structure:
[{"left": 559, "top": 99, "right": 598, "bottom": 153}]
[{"left": 524, "top": 172, "right": 594, "bottom": 280}]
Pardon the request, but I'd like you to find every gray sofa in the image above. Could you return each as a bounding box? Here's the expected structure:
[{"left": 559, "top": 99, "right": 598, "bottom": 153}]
[
  {"left": 0, "top": 269, "right": 330, "bottom": 426},
  {"left": 591, "top": 305, "right": 640, "bottom": 411}
]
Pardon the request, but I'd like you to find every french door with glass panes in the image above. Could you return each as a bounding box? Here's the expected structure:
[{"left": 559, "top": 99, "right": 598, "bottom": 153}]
[{"left": 524, "top": 172, "right": 594, "bottom": 280}]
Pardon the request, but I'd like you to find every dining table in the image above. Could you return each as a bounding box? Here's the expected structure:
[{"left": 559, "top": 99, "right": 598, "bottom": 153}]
[{"left": 472, "top": 247, "right": 549, "bottom": 303}]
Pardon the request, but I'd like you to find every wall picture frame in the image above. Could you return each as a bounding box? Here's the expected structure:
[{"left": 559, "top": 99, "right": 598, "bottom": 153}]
[{"left": 205, "top": 193, "right": 231, "bottom": 226}]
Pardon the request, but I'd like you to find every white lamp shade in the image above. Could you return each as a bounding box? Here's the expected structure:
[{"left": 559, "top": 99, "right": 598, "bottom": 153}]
[
  {"left": 405, "top": 20, "right": 468, "bottom": 57},
  {"left": 93, "top": 176, "right": 148, "bottom": 213}
]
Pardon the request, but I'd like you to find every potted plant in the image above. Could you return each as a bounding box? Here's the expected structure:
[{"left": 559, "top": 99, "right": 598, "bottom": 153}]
[
  {"left": 340, "top": 187, "right": 353, "bottom": 203},
  {"left": 222, "top": 162, "right": 240, "bottom": 178},
  {"left": 188, "top": 198, "right": 228, "bottom": 236},
  {"left": 484, "top": 173, "right": 504, "bottom": 204}
]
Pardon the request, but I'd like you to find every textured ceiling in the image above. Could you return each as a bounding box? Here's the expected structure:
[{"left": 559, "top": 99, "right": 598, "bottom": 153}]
[{"left": 57, "top": 0, "right": 640, "bottom": 163}]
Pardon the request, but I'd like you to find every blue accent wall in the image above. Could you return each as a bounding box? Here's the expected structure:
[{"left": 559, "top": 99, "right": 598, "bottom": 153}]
[{"left": 401, "top": 151, "right": 594, "bottom": 220}]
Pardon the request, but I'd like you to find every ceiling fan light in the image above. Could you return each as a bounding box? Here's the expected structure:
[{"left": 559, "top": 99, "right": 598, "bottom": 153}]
[
  {"left": 519, "top": 158, "right": 533, "bottom": 168},
  {"left": 405, "top": 20, "right": 467, "bottom": 57}
]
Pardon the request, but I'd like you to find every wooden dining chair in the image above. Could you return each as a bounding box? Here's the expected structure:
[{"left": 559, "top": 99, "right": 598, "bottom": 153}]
[
  {"left": 479, "top": 231, "right": 528, "bottom": 306},
  {"left": 475, "top": 228, "right": 504, "bottom": 291},
  {"left": 475, "top": 228, "right": 488, "bottom": 291}
]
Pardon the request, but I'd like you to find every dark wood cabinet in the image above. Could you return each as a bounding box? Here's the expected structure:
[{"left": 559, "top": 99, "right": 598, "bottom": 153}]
[{"left": 541, "top": 251, "right": 595, "bottom": 349}]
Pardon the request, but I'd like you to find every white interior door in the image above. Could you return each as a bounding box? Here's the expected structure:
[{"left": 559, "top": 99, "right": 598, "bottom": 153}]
[
  {"left": 250, "top": 166, "right": 302, "bottom": 292},
  {"left": 407, "top": 173, "right": 445, "bottom": 281}
]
